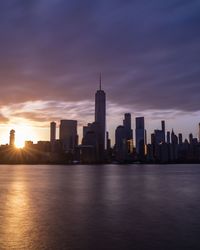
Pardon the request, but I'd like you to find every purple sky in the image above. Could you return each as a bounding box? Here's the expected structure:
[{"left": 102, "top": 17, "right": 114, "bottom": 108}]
[{"left": 0, "top": 0, "right": 199, "bottom": 144}]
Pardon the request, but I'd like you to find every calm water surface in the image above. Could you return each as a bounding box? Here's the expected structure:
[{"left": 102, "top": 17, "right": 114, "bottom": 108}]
[{"left": 0, "top": 164, "right": 200, "bottom": 250}]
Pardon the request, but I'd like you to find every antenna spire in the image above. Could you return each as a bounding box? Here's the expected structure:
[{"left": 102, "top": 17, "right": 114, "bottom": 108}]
[{"left": 99, "top": 72, "right": 102, "bottom": 90}]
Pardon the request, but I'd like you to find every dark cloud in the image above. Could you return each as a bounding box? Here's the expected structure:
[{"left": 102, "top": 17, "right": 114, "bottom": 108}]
[{"left": 0, "top": 0, "right": 199, "bottom": 112}]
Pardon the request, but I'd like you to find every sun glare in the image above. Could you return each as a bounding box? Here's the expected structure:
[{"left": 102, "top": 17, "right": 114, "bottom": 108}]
[
  {"left": 15, "top": 140, "right": 25, "bottom": 149},
  {"left": 14, "top": 125, "right": 35, "bottom": 148}
]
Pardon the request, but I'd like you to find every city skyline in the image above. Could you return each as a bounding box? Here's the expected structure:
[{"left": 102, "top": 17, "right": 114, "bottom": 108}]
[
  {"left": 0, "top": 57, "right": 199, "bottom": 164},
  {"left": 0, "top": 98, "right": 199, "bottom": 147},
  {"left": 0, "top": 83, "right": 199, "bottom": 150},
  {"left": 0, "top": 1, "right": 199, "bottom": 146}
]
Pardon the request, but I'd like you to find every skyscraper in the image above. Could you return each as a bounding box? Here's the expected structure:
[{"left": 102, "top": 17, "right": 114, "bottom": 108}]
[
  {"left": 167, "top": 131, "right": 170, "bottom": 144},
  {"left": 154, "top": 129, "right": 165, "bottom": 144},
  {"left": 189, "top": 133, "right": 193, "bottom": 144},
  {"left": 50, "top": 121, "right": 56, "bottom": 152},
  {"left": 178, "top": 133, "right": 183, "bottom": 144},
  {"left": 50, "top": 122, "right": 56, "bottom": 143},
  {"left": 81, "top": 122, "right": 101, "bottom": 163},
  {"left": 115, "top": 125, "right": 126, "bottom": 162},
  {"left": 59, "top": 120, "right": 78, "bottom": 152},
  {"left": 161, "top": 120, "right": 165, "bottom": 143},
  {"left": 123, "top": 113, "right": 133, "bottom": 153},
  {"left": 9, "top": 129, "right": 15, "bottom": 146},
  {"left": 153, "top": 121, "right": 165, "bottom": 145},
  {"left": 171, "top": 130, "right": 178, "bottom": 144},
  {"left": 95, "top": 74, "right": 106, "bottom": 160},
  {"left": 135, "top": 117, "right": 145, "bottom": 158},
  {"left": 123, "top": 113, "right": 133, "bottom": 140}
]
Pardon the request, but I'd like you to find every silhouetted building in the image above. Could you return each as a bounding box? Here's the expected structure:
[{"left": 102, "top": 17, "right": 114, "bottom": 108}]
[
  {"left": 167, "top": 131, "right": 170, "bottom": 144},
  {"left": 25, "top": 140, "right": 34, "bottom": 148},
  {"left": 37, "top": 141, "right": 51, "bottom": 152},
  {"left": 150, "top": 121, "right": 167, "bottom": 161},
  {"left": 153, "top": 129, "right": 165, "bottom": 160},
  {"left": 170, "top": 130, "right": 178, "bottom": 161},
  {"left": 178, "top": 133, "right": 183, "bottom": 145},
  {"left": 189, "top": 133, "right": 193, "bottom": 144},
  {"left": 155, "top": 121, "right": 165, "bottom": 144},
  {"left": 83, "top": 123, "right": 92, "bottom": 138},
  {"left": 146, "top": 143, "right": 154, "bottom": 162},
  {"left": 50, "top": 121, "right": 56, "bottom": 152},
  {"left": 95, "top": 74, "right": 106, "bottom": 161},
  {"left": 151, "top": 133, "right": 155, "bottom": 144},
  {"left": 154, "top": 129, "right": 165, "bottom": 144},
  {"left": 114, "top": 114, "right": 134, "bottom": 162},
  {"left": 59, "top": 120, "right": 78, "bottom": 152},
  {"left": 123, "top": 113, "right": 132, "bottom": 140},
  {"left": 9, "top": 130, "right": 15, "bottom": 146},
  {"left": 135, "top": 117, "right": 145, "bottom": 159},
  {"left": 171, "top": 130, "right": 178, "bottom": 145},
  {"left": 82, "top": 122, "right": 100, "bottom": 163},
  {"left": 50, "top": 122, "right": 56, "bottom": 143},
  {"left": 159, "top": 143, "right": 169, "bottom": 163},
  {"left": 106, "top": 131, "right": 112, "bottom": 160},
  {"left": 115, "top": 125, "right": 126, "bottom": 162},
  {"left": 53, "top": 140, "right": 63, "bottom": 153},
  {"left": 161, "top": 120, "right": 166, "bottom": 143},
  {"left": 123, "top": 113, "right": 133, "bottom": 153}
]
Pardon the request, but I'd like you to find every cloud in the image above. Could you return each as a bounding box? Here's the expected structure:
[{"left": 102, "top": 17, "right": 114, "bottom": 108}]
[
  {"left": 1, "top": 100, "right": 95, "bottom": 126},
  {"left": 0, "top": 113, "right": 9, "bottom": 123},
  {"left": 0, "top": 0, "right": 199, "bottom": 113}
]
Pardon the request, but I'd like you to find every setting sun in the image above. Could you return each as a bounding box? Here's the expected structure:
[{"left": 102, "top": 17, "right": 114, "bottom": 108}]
[
  {"left": 15, "top": 139, "right": 25, "bottom": 148},
  {"left": 14, "top": 124, "right": 37, "bottom": 148}
]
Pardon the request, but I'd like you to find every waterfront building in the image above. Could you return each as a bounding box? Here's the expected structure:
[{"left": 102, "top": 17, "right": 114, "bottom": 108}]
[{"left": 59, "top": 120, "right": 78, "bottom": 152}]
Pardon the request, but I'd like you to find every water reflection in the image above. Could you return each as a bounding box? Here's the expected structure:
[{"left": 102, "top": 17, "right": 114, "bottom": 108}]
[
  {"left": 0, "top": 164, "right": 200, "bottom": 250},
  {"left": 0, "top": 167, "right": 33, "bottom": 249}
]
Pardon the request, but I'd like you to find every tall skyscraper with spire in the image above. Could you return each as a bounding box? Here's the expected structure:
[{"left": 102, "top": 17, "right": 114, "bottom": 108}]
[{"left": 95, "top": 73, "right": 106, "bottom": 161}]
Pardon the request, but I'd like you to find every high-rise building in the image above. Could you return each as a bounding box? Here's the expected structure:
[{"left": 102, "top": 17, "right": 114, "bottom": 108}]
[
  {"left": 115, "top": 125, "right": 126, "bottom": 161},
  {"left": 123, "top": 113, "right": 133, "bottom": 153},
  {"left": 135, "top": 117, "right": 145, "bottom": 158},
  {"left": 189, "top": 133, "right": 193, "bottom": 144},
  {"left": 81, "top": 122, "right": 100, "bottom": 163},
  {"left": 50, "top": 121, "right": 56, "bottom": 152},
  {"left": 171, "top": 130, "right": 178, "bottom": 144},
  {"left": 178, "top": 133, "right": 183, "bottom": 144},
  {"left": 9, "top": 129, "right": 15, "bottom": 146},
  {"left": 161, "top": 120, "right": 165, "bottom": 143},
  {"left": 82, "top": 122, "right": 100, "bottom": 148},
  {"left": 50, "top": 122, "right": 56, "bottom": 143},
  {"left": 123, "top": 113, "right": 132, "bottom": 140},
  {"left": 154, "top": 129, "right": 165, "bottom": 144},
  {"left": 170, "top": 130, "right": 178, "bottom": 161},
  {"left": 95, "top": 74, "right": 106, "bottom": 160},
  {"left": 83, "top": 123, "right": 92, "bottom": 139},
  {"left": 59, "top": 120, "right": 78, "bottom": 152},
  {"left": 167, "top": 131, "right": 170, "bottom": 144}
]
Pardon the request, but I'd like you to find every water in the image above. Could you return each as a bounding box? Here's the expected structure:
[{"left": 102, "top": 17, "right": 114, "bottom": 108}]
[{"left": 0, "top": 164, "right": 200, "bottom": 250}]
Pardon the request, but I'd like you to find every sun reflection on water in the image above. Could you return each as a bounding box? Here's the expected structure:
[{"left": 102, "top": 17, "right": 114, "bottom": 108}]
[{"left": 1, "top": 172, "right": 33, "bottom": 249}]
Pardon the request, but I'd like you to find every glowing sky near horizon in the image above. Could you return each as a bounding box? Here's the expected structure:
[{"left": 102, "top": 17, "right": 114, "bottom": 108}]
[{"left": 0, "top": 0, "right": 199, "bottom": 145}]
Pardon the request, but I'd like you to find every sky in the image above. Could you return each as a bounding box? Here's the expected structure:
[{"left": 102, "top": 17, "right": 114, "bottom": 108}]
[{"left": 0, "top": 0, "right": 200, "bottom": 145}]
